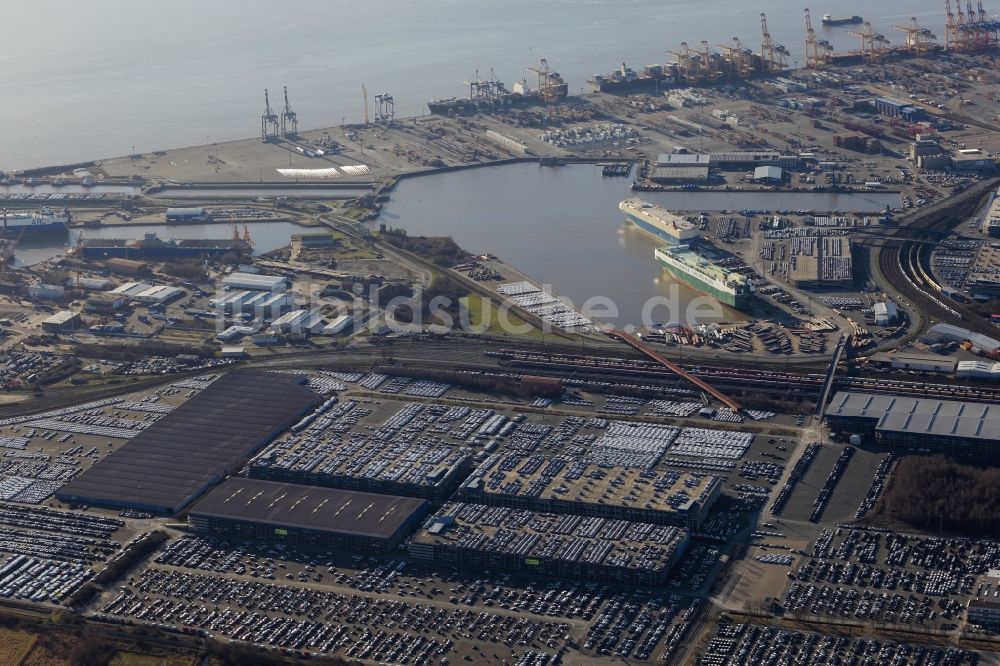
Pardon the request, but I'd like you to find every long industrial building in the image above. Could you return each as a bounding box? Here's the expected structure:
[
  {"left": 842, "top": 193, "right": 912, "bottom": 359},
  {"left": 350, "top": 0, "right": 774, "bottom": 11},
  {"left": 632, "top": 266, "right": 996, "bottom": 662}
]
[
  {"left": 189, "top": 478, "right": 429, "bottom": 552},
  {"left": 408, "top": 502, "right": 689, "bottom": 585},
  {"left": 456, "top": 454, "right": 721, "bottom": 529},
  {"left": 825, "top": 392, "right": 1000, "bottom": 455},
  {"left": 57, "top": 371, "right": 321, "bottom": 514}
]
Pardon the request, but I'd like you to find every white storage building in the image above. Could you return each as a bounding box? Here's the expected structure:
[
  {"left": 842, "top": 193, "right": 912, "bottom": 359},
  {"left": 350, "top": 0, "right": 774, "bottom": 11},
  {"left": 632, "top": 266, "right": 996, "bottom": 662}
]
[
  {"left": 134, "top": 285, "right": 183, "bottom": 304},
  {"left": 222, "top": 273, "right": 288, "bottom": 292},
  {"left": 957, "top": 361, "right": 1000, "bottom": 381},
  {"left": 271, "top": 310, "right": 326, "bottom": 335},
  {"left": 873, "top": 302, "right": 898, "bottom": 326},
  {"left": 111, "top": 282, "right": 152, "bottom": 298},
  {"left": 321, "top": 315, "right": 353, "bottom": 336},
  {"left": 930, "top": 323, "right": 1000, "bottom": 359},
  {"left": 28, "top": 284, "right": 66, "bottom": 300}
]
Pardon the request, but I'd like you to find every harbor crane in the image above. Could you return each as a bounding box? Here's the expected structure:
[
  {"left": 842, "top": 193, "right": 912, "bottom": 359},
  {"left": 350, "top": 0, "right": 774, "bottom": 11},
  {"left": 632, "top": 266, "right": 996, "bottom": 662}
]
[
  {"left": 893, "top": 17, "right": 937, "bottom": 54},
  {"left": 668, "top": 42, "right": 698, "bottom": 83},
  {"left": 966, "top": 0, "right": 1000, "bottom": 49},
  {"left": 696, "top": 41, "right": 722, "bottom": 81},
  {"left": 760, "top": 13, "right": 789, "bottom": 74},
  {"left": 946, "top": 0, "right": 969, "bottom": 49},
  {"left": 716, "top": 37, "right": 753, "bottom": 79},
  {"left": 849, "top": 22, "right": 889, "bottom": 62},
  {"left": 260, "top": 89, "right": 280, "bottom": 142},
  {"left": 527, "top": 59, "right": 563, "bottom": 104},
  {"left": 804, "top": 9, "right": 834, "bottom": 68},
  {"left": 374, "top": 93, "right": 395, "bottom": 125},
  {"left": 280, "top": 86, "right": 298, "bottom": 138}
]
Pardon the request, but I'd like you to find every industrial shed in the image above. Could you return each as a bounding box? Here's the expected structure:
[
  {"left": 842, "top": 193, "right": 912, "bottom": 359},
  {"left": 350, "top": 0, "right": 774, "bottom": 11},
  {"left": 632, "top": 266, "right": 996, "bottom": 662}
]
[
  {"left": 825, "top": 391, "right": 1000, "bottom": 455},
  {"left": 189, "top": 478, "right": 429, "bottom": 552},
  {"left": 56, "top": 371, "right": 321, "bottom": 514}
]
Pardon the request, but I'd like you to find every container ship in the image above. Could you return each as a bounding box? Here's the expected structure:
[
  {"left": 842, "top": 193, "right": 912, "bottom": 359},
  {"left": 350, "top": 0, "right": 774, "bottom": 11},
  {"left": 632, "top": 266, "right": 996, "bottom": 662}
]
[
  {"left": 655, "top": 245, "right": 754, "bottom": 309},
  {"left": 822, "top": 14, "right": 863, "bottom": 26},
  {"left": 428, "top": 65, "right": 568, "bottom": 115},
  {"left": 619, "top": 199, "right": 699, "bottom": 246},
  {"left": 1, "top": 207, "right": 70, "bottom": 237},
  {"left": 77, "top": 233, "right": 250, "bottom": 259},
  {"left": 589, "top": 63, "right": 676, "bottom": 93}
]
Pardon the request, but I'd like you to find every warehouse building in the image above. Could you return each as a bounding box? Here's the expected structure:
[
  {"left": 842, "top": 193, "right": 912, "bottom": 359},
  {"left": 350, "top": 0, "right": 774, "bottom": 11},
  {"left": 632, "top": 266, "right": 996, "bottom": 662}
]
[
  {"left": 968, "top": 598, "right": 1000, "bottom": 629},
  {"left": 709, "top": 151, "right": 799, "bottom": 170},
  {"left": 134, "top": 285, "right": 183, "bottom": 305},
  {"left": 753, "top": 166, "right": 783, "bottom": 184},
  {"left": 85, "top": 292, "right": 127, "bottom": 314},
  {"left": 57, "top": 371, "right": 320, "bottom": 514},
  {"left": 27, "top": 283, "right": 65, "bottom": 301},
  {"left": 409, "top": 502, "right": 689, "bottom": 585},
  {"left": 825, "top": 392, "right": 1000, "bottom": 455},
  {"left": 270, "top": 309, "right": 326, "bottom": 336},
  {"left": 873, "top": 301, "right": 898, "bottom": 326},
  {"left": 868, "top": 351, "right": 956, "bottom": 374},
  {"left": 456, "top": 454, "right": 721, "bottom": 529},
  {"left": 211, "top": 290, "right": 292, "bottom": 318},
  {"left": 190, "top": 478, "right": 428, "bottom": 552},
  {"left": 41, "top": 310, "right": 80, "bottom": 333},
  {"left": 70, "top": 277, "right": 114, "bottom": 291},
  {"left": 930, "top": 323, "right": 1000, "bottom": 359},
  {"left": 321, "top": 314, "right": 353, "bottom": 336},
  {"left": 651, "top": 153, "right": 711, "bottom": 183},
  {"left": 222, "top": 273, "right": 288, "bottom": 292},
  {"left": 957, "top": 360, "right": 1000, "bottom": 381},
  {"left": 874, "top": 97, "right": 926, "bottom": 121},
  {"left": 110, "top": 282, "right": 152, "bottom": 298}
]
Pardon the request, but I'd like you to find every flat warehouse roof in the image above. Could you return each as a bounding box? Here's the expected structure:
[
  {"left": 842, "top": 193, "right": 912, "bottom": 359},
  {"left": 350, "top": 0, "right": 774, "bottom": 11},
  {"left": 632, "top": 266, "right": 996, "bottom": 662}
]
[
  {"left": 827, "top": 392, "right": 1000, "bottom": 442},
  {"left": 191, "top": 478, "right": 428, "bottom": 539},
  {"left": 57, "top": 371, "right": 320, "bottom": 514}
]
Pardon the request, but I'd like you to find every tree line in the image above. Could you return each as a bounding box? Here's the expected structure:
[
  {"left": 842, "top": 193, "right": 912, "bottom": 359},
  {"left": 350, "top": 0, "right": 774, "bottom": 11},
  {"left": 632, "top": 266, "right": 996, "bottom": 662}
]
[{"left": 877, "top": 455, "right": 1000, "bottom": 538}]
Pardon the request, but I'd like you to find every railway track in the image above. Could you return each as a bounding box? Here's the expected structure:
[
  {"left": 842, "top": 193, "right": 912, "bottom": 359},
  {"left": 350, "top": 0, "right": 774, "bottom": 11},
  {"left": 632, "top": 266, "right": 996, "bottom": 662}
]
[
  {"left": 874, "top": 180, "right": 999, "bottom": 338},
  {"left": 838, "top": 376, "right": 1000, "bottom": 404}
]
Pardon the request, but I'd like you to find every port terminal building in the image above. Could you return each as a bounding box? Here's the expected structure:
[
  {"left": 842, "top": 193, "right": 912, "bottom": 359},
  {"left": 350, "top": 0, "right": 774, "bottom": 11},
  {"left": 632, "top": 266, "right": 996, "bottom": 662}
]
[
  {"left": 825, "top": 392, "right": 1000, "bottom": 455},
  {"left": 190, "top": 478, "right": 429, "bottom": 553},
  {"left": 408, "top": 502, "right": 689, "bottom": 585},
  {"left": 456, "top": 454, "right": 720, "bottom": 529}
]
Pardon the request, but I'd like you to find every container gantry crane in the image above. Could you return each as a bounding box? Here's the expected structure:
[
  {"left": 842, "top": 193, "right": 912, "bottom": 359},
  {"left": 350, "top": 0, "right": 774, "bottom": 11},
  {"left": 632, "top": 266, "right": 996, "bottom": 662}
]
[
  {"left": 261, "top": 89, "right": 280, "bottom": 142},
  {"left": 849, "top": 22, "right": 889, "bottom": 61},
  {"left": 760, "top": 12, "right": 789, "bottom": 74},
  {"left": 804, "top": 9, "right": 834, "bottom": 68},
  {"left": 280, "top": 86, "right": 298, "bottom": 138},
  {"left": 893, "top": 17, "right": 937, "bottom": 54},
  {"left": 717, "top": 37, "right": 753, "bottom": 79}
]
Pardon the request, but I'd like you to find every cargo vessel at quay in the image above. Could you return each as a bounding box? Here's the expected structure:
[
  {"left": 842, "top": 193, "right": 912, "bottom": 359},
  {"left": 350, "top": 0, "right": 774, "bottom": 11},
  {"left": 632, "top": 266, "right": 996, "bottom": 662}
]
[
  {"left": 1, "top": 207, "right": 69, "bottom": 237},
  {"left": 589, "top": 62, "right": 675, "bottom": 93},
  {"left": 76, "top": 233, "right": 250, "bottom": 260},
  {"left": 655, "top": 245, "right": 753, "bottom": 309},
  {"left": 427, "top": 63, "right": 568, "bottom": 116},
  {"left": 619, "top": 199, "right": 699, "bottom": 246}
]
